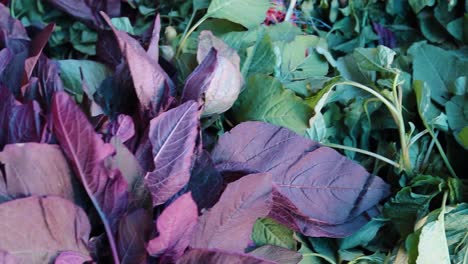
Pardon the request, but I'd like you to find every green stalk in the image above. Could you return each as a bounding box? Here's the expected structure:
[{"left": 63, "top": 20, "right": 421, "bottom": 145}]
[
  {"left": 426, "top": 128, "right": 458, "bottom": 178},
  {"left": 323, "top": 142, "right": 400, "bottom": 169},
  {"left": 285, "top": 0, "right": 297, "bottom": 22},
  {"left": 176, "top": 14, "right": 209, "bottom": 56}
]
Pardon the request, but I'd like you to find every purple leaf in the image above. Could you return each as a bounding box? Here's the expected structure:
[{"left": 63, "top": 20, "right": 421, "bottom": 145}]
[
  {"left": 0, "top": 84, "right": 14, "bottom": 148},
  {"left": 22, "top": 23, "right": 55, "bottom": 86},
  {"left": 51, "top": 91, "right": 128, "bottom": 262},
  {"left": 54, "top": 251, "right": 93, "bottom": 264},
  {"left": 47, "top": 0, "right": 120, "bottom": 26},
  {"left": 100, "top": 12, "right": 174, "bottom": 115},
  {"left": 0, "top": 143, "right": 82, "bottom": 203},
  {"left": 145, "top": 100, "right": 201, "bottom": 206},
  {"left": 147, "top": 192, "right": 198, "bottom": 263},
  {"left": 372, "top": 23, "right": 397, "bottom": 49},
  {"left": 0, "top": 250, "right": 17, "bottom": 264},
  {"left": 212, "top": 121, "right": 390, "bottom": 237},
  {"left": 190, "top": 173, "right": 272, "bottom": 252},
  {"left": 0, "top": 4, "right": 30, "bottom": 53},
  {"left": 146, "top": 14, "right": 161, "bottom": 62},
  {"left": 107, "top": 114, "right": 135, "bottom": 143},
  {"left": 8, "top": 100, "right": 42, "bottom": 144},
  {"left": 0, "top": 196, "right": 91, "bottom": 263},
  {"left": 187, "top": 150, "right": 223, "bottom": 209},
  {"left": 117, "top": 209, "right": 152, "bottom": 264},
  {"left": 249, "top": 245, "right": 302, "bottom": 264},
  {"left": 176, "top": 248, "right": 275, "bottom": 264},
  {"left": 182, "top": 31, "right": 243, "bottom": 116}
]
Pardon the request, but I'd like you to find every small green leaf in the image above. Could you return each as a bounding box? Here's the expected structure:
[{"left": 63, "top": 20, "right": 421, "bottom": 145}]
[
  {"left": 456, "top": 127, "right": 468, "bottom": 149},
  {"left": 353, "top": 46, "right": 396, "bottom": 73},
  {"left": 242, "top": 32, "right": 276, "bottom": 77},
  {"left": 206, "top": 0, "right": 270, "bottom": 29},
  {"left": 232, "top": 74, "right": 313, "bottom": 135},
  {"left": 111, "top": 17, "right": 135, "bottom": 35},
  {"left": 58, "top": 60, "right": 112, "bottom": 102},
  {"left": 252, "top": 218, "right": 296, "bottom": 250}
]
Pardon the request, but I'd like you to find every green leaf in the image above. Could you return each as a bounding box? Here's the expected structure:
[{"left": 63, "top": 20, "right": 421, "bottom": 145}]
[
  {"left": 413, "top": 80, "right": 449, "bottom": 131},
  {"left": 58, "top": 60, "right": 112, "bottom": 102},
  {"left": 408, "top": 41, "right": 468, "bottom": 105},
  {"left": 443, "top": 203, "right": 468, "bottom": 263},
  {"left": 242, "top": 32, "right": 276, "bottom": 77},
  {"left": 408, "top": 0, "right": 436, "bottom": 13},
  {"left": 252, "top": 218, "right": 296, "bottom": 250},
  {"left": 383, "top": 175, "right": 445, "bottom": 236},
  {"left": 353, "top": 46, "right": 396, "bottom": 73},
  {"left": 416, "top": 218, "right": 450, "bottom": 264},
  {"left": 110, "top": 17, "right": 135, "bottom": 35},
  {"left": 206, "top": 0, "right": 270, "bottom": 29},
  {"left": 278, "top": 35, "right": 329, "bottom": 82},
  {"left": 193, "top": 0, "right": 210, "bottom": 10},
  {"left": 338, "top": 218, "right": 389, "bottom": 250},
  {"left": 232, "top": 74, "right": 313, "bottom": 135},
  {"left": 456, "top": 127, "right": 468, "bottom": 149}
]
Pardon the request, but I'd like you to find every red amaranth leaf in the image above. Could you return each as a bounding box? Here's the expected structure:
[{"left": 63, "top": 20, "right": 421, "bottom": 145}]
[
  {"left": 145, "top": 100, "right": 201, "bottom": 206},
  {"left": 0, "top": 196, "right": 91, "bottom": 263},
  {"left": 147, "top": 192, "right": 198, "bottom": 263},
  {"left": 51, "top": 91, "right": 128, "bottom": 263},
  {"left": 212, "top": 121, "right": 390, "bottom": 237},
  {"left": 176, "top": 248, "right": 276, "bottom": 264},
  {"left": 190, "top": 173, "right": 272, "bottom": 252},
  {"left": 100, "top": 12, "right": 174, "bottom": 116}
]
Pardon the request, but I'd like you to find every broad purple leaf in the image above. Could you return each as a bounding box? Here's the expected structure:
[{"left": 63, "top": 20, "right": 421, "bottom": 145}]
[
  {"left": 101, "top": 12, "right": 174, "bottom": 115},
  {"left": 190, "top": 173, "right": 272, "bottom": 252},
  {"left": 8, "top": 100, "right": 42, "bottom": 144},
  {"left": 0, "top": 196, "right": 91, "bottom": 263},
  {"left": 146, "top": 14, "right": 161, "bottom": 62},
  {"left": 147, "top": 192, "right": 198, "bottom": 263},
  {"left": 22, "top": 23, "right": 55, "bottom": 86},
  {"left": 0, "top": 4, "right": 30, "bottom": 53},
  {"left": 47, "top": 0, "right": 120, "bottom": 26},
  {"left": 51, "top": 91, "right": 128, "bottom": 261},
  {"left": 145, "top": 100, "right": 201, "bottom": 206},
  {"left": 54, "top": 251, "right": 93, "bottom": 264},
  {"left": 0, "top": 250, "right": 17, "bottom": 264},
  {"left": 117, "top": 209, "right": 152, "bottom": 264},
  {"left": 187, "top": 150, "right": 223, "bottom": 209},
  {"left": 30, "top": 55, "right": 65, "bottom": 107},
  {"left": 0, "top": 48, "right": 13, "bottom": 74},
  {"left": 249, "top": 245, "right": 302, "bottom": 264},
  {"left": 212, "top": 121, "right": 390, "bottom": 237},
  {"left": 0, "top": 143, "right": 81, "bottom": 203},
  {"left": 176, "top": 249, "right": 275, "bottom": 264}
]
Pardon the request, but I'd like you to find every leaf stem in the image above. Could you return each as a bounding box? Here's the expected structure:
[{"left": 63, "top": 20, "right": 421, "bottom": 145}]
[
  {"left": 176, "top": 14, "right": 209, "bottom": 56},
  {"left": 323, "top": 142, "right": 400, "bottom": 169},
  {"left": 285, "top": 0, "right": 297, "bottom": 22},
  {"left": 426, "top": 128, "right": 458, "bottom": 178}
]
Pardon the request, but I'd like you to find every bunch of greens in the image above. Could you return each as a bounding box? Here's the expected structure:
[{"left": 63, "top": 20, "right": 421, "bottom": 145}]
[{"left": 0, "top": 0, "right": 467, "bottom": 263}]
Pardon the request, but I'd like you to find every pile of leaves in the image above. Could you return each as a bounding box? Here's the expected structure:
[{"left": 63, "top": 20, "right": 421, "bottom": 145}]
[{"left": 0, "top": 0, "right": 467, "bottom": 263}]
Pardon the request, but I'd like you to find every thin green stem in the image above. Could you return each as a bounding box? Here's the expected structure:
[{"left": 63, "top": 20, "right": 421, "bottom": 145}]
[
  {"left": 408, "top": 129, "right": 430, "bottom": 148},
  {"left": 176, "top": 14, "right": 209, "bottom": 56},
  {"left": 427, "top": 128, "right": 458, "bottom": 178},
  {"left": 323, "top": 142, "right": 400, "bottom": 169},
  {"left": 181, "top": 10, "right": 197, "bottom": 45}
]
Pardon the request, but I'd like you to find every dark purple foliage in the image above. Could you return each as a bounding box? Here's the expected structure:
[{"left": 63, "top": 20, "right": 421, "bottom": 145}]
[
  {"left": 212, "top": 121, "right": 390, "bottom": 237},
  {"left": 51, "top": 91, "right": 128, "bottom": 261},
  {"left": 181, "top": 48, "right": 218, "bottom": 102},
  {"left": 190, "top": 173, "right": 272, "bottom": 252},
  {"left": 147, "top": 192, "right": 198, "bottom": 263},
  {"left": 117, "top": 209, "right": 152, "bottom": 264},
  {"left": 47, "top": 0, "right": 121, "bottom": 27},
  {"left": 176, "top": 249, "right": 276, "bottom": 264},
  {"left": 54, "top": 251, "right": 93, "bottom": 264},
  {"left": 372, "top": 22, "right": 397, "bottom": 48},
  {"left": 145, "top": 100, "right": 201, "bottom": 206}
]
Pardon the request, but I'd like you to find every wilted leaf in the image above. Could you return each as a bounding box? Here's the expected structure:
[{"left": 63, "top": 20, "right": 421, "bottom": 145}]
[
  {"left": 0, "top": 196, "right": 91, "bottom": 263},
  {"left": 145, "top": 101, "right": 201, "bottom": 206},
  {"left": 191, "top": 173, "right": 272, "bottom": 252},
  {"left": 147, "top": 193, "right": 198, "bottom": 262}
]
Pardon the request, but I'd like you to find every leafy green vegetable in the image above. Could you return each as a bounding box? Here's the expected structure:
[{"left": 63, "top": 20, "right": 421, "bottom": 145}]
[{"left": 252, "top": 218, "right": 297, "bottom": 250}]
